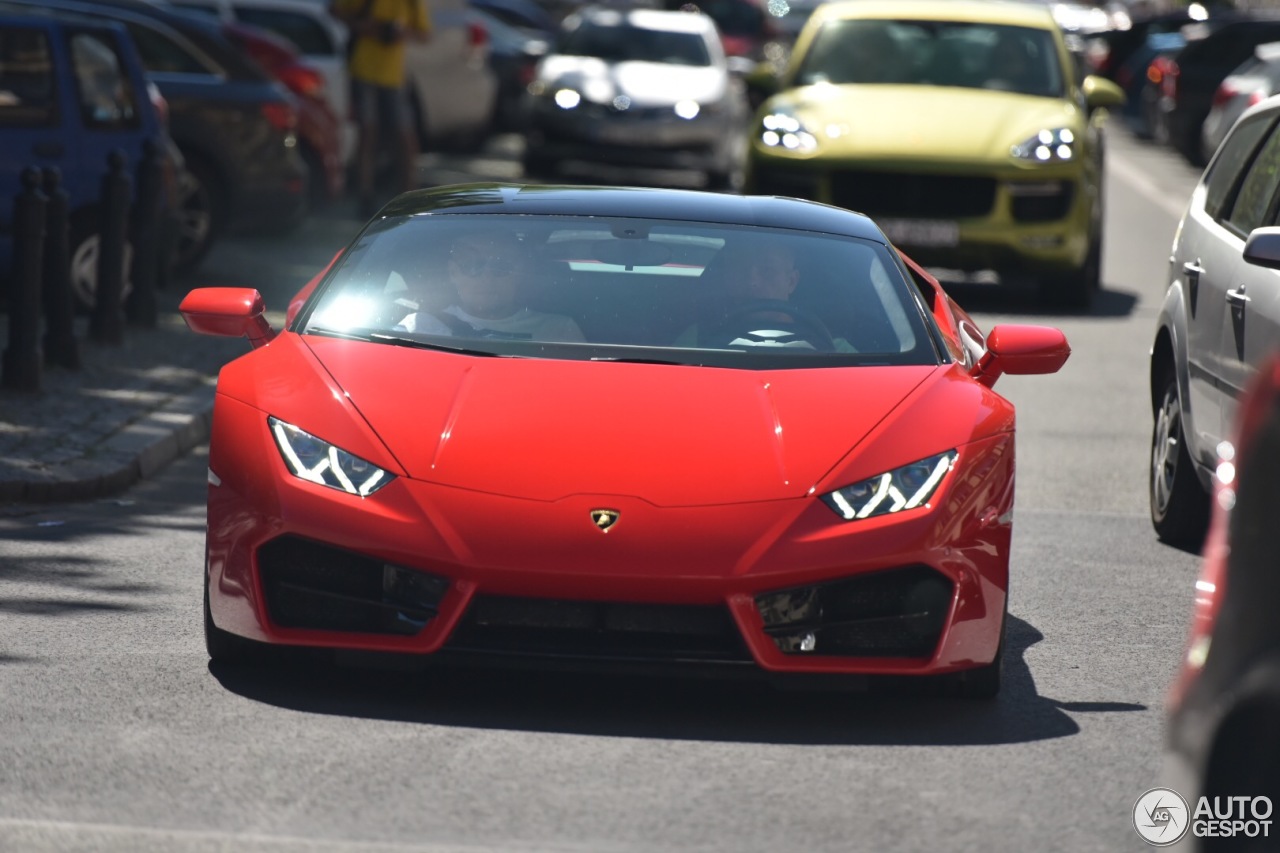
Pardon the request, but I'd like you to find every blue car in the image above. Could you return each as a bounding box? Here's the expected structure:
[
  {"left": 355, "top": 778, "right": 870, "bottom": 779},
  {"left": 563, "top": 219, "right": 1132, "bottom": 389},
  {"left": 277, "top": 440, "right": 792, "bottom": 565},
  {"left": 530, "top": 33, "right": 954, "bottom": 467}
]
[{"left": 0, "top": 4, "right": 175, "bottom": 310}]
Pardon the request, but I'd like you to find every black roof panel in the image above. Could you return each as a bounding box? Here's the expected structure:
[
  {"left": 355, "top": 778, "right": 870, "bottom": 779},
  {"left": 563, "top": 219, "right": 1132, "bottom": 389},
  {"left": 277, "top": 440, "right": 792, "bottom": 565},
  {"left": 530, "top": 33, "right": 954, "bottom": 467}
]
[{"left": 380, "top": 183, "right": 890, "bottom": 243}]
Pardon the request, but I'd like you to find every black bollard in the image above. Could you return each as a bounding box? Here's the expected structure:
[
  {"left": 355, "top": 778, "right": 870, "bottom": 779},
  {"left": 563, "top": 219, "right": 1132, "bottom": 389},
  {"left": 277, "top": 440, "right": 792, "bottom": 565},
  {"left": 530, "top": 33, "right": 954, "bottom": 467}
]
[
  {"left": 89, "top": 148, "right": 130, "bottom": 345},
  {"left": 126, "top": 139, "right": 161, "bottom": 328},
  {"left": 41, "top": 166, "right": 80, "bottom": 370},
  {"left": 3, "top": 167, "right": 46, "bottom": 392}
]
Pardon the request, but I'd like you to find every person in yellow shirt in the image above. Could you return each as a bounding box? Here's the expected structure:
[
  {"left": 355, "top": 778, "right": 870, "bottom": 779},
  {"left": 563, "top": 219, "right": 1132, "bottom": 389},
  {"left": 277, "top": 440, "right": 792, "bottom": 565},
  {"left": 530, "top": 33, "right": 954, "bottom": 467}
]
[{"left": 331, "top": 0, "right": 431, "bottom": 215}]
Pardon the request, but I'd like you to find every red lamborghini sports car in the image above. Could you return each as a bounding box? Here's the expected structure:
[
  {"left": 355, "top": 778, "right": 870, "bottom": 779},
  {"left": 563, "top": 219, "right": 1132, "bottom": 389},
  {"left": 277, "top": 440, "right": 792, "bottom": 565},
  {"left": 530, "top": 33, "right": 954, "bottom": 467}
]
[{"left": 180, "top": 183, "right": 1070, "bottom": 698}]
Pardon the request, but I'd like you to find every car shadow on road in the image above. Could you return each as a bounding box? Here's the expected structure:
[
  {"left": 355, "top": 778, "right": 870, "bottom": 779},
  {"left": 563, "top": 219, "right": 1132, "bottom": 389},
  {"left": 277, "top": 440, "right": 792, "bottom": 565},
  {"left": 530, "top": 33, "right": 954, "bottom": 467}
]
[{"left": 210, "top": 613, "right": 1144, "bottom": 746}]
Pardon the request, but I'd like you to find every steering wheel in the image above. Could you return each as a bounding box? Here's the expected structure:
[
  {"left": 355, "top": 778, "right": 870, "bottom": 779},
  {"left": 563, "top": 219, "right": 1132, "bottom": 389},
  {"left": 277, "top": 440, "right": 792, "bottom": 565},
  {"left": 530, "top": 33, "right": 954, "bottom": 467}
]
[{"left": 706, "top": 300, "right": 838, "bottom": 352}]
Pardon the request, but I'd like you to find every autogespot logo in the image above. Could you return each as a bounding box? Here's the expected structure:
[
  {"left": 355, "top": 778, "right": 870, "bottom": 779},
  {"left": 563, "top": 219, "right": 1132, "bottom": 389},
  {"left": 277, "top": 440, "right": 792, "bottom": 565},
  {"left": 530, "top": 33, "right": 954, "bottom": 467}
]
[
  {"left": 1134, "top": 788, "right": 1190, "bottom": 846},
  {"left": 1134, "top": 788, "right": 1275, "bottom": 845}
]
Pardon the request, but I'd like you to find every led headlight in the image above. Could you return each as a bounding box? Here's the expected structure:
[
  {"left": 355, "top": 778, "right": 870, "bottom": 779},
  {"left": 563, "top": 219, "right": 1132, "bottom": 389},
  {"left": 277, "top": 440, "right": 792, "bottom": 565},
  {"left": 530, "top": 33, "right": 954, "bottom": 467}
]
[
  {"left": 820, "top": 450, "right": 957, "bottom": 521},
  {"left": 759, "top": 112, "right": 818, "bottom": 152},
  {"left": 269, "top": 416, "right": 393, "bottom": 497},
  {"left": 1011, "top": 128, "right": 1076, "bottom": 162}
]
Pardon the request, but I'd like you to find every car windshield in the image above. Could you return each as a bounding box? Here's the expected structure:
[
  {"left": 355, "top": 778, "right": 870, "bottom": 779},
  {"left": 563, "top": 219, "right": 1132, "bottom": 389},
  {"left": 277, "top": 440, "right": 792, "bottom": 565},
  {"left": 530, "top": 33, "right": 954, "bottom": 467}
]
[
  {"left": 557, "top": 21, "right": 711, "bottom": 66},
  {"left": 794, "top": 19, "right": 1065, "bottom": 97},
  {"left": 298, "top": 214, "right": 940, "bottom": 369}
]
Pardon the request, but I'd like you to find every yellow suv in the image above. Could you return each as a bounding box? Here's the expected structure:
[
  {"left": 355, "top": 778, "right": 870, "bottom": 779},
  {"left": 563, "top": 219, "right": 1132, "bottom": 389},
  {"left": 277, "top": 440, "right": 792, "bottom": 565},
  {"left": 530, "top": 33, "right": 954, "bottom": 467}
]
[{"left": 744, "top": 0, "right": 1124, "bottom": 307}]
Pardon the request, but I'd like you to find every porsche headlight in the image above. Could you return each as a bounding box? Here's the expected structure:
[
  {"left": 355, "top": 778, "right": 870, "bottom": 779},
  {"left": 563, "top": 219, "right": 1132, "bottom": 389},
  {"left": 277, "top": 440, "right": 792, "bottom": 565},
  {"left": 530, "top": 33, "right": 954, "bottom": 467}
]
[
  {"left": 759, "top": 112, "right": 818, "bottom": 152},
  {"left": 269, "top": 416, "right": 393, "bottom": 497},
  {"left": 1011, "top": 128, "right": 1076, "bottom": 162},
  {"left": 820, "top": 451, "right": 957, "bottom": 521}
]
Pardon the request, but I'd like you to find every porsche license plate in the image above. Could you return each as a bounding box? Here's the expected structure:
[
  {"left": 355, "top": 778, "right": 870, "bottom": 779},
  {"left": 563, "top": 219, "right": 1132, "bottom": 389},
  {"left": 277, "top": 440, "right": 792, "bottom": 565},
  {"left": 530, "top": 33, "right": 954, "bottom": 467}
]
[{"left": 878, "top": 219, "right": 960, "bottom": 248}]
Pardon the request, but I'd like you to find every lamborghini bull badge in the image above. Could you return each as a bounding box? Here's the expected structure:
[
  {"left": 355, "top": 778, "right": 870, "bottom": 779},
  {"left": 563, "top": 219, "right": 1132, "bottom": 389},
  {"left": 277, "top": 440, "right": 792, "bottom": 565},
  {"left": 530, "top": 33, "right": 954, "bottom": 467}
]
[{"left": 590, "top": 509, "right": 620, "bottom": 532}]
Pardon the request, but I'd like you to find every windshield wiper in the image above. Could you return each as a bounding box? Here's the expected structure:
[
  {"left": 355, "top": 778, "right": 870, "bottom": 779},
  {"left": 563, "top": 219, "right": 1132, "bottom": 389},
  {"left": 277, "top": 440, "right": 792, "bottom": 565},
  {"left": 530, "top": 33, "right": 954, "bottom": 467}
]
[
  {"left": 366, "top": 332, "right": 508, "bottom": 357},
  {"left": 589, "top": 356, "right": 688, "bottom": 366}
]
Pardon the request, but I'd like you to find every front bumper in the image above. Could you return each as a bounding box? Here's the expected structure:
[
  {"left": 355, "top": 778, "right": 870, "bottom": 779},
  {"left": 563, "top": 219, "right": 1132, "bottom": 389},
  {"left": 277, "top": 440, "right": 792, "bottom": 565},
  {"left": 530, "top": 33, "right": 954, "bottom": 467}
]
[
  {"left": 744, "top": 152, "right": 1096, "bottom": 276},
  {"left": 205, "top": 394, "right": 1014, "bottom": 679}
]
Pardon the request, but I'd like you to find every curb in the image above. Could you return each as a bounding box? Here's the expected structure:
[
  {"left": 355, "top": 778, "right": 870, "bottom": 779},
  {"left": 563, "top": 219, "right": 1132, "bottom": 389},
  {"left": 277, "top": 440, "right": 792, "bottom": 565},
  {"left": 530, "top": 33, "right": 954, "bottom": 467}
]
[{"left": 0, "top": 382, "right": 215, "bottom": 504}]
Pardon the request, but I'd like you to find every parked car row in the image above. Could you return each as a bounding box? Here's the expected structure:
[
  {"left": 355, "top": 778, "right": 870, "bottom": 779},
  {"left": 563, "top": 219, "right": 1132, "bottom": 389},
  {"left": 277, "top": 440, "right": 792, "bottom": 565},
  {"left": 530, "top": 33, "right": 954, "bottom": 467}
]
[
  {"left": 1084, "top": 5, "right": 1280, "bottom": 166},
  {"left": 0, "top": 1, "right": 183, "bottom": 311},
  {"left": 1, "top": 0, "right": 507, "bottom": 310}
]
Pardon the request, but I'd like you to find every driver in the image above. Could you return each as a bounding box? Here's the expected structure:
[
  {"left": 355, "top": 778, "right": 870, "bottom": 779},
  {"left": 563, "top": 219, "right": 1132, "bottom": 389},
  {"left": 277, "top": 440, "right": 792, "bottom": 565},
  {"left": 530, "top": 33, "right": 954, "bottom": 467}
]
[
  {"left": 395, "top": 231, "right": 585, "bottom": 342},
  {"left": 674, "top": 240, "right": 854, "bottom": 350}
]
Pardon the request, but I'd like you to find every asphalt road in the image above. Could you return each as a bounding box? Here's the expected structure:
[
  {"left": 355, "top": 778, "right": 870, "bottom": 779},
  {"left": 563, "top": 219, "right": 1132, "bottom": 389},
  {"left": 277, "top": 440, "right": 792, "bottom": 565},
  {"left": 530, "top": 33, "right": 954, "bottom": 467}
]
[{"left": 0, "top": 125, "right": 1211, "bottom": 852}]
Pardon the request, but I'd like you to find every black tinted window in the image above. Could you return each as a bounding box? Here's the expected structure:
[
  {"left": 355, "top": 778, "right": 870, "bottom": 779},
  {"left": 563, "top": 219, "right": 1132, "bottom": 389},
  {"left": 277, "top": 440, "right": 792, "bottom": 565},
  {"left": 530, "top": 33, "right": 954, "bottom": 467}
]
[
  {"left": 1204, "top": 113, "right": 1274, "bottom": 221},
  {"left": 1226, "top": 125, "right": 1280, "bottom": 235},
  {"left": 795, "top": 19, "right": 1064, "bottom": 96},
  {"left": 126, "top": 22, "right": 216, "bottom": 75},
  {"left": 559, "top": 22, "right": 711, "bottom": 66},
  {"left": 0, "top": 25, "right": 56, "bottom": 128}
]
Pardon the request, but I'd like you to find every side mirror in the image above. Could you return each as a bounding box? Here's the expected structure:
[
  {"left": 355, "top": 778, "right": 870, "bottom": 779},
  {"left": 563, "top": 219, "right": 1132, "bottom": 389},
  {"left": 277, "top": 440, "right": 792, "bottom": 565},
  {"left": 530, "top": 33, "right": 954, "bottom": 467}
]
[
  {"left": 180, "top": 287, "right": 276, "bottom": 349},
  {"left": 971, "top": 324, "right": 1070, "bottom": 388},
  {"left": 1082, "top": 74, "right": 1125, "bottom": 112},
  {"left": 726, "top": 55, "right": 757, "bottom": 78},
  {"left": 1244, "top": 226, "right": 1280, "bottom": 270}
]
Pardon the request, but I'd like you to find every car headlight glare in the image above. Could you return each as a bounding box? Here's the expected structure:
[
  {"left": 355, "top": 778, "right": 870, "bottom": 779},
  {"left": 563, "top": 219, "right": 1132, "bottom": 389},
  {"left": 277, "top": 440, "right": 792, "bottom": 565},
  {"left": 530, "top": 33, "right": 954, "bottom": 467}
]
[
  {"left": 554, "top": 88, "right": 581, "bottom": 109},
  {"left": 269, "top": 416, "right": 393, "bottom": 497},
  {"left": 759, "top": 112, "right": 817, "bottom": 152},
  {"left": 674, "top": 99, "right": 700, "bottom": 119},
  {"left": 1012, "top": 128, "right": 1076, "bottom": 162},
  {"left": 820, "top": 451, "right": 957, "bottom": 521}
]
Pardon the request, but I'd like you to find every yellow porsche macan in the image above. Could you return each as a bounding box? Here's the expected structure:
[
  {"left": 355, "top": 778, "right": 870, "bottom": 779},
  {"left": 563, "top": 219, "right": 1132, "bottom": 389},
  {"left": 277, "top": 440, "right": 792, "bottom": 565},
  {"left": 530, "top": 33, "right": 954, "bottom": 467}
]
[{"left": 743, "top": 0, "right": 1125, "bottom": 307}]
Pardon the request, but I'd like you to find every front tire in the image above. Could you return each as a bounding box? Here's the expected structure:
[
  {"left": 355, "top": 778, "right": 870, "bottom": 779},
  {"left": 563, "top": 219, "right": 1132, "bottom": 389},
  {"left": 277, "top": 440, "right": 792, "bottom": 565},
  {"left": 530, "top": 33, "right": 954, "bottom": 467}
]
[
  {"left": 1150, "top": 368, "right": 1210, "bottom": 550},
  {"left": 1039, "top": 220, "right": 1101, "bottom": 311},
  {"left": 204, "top": 563, "right": 260, "bottom": 666},
  {"left": 954, "top": 609, "right": 1005, "bottom": 699},
  {"left": 172, "top": 156, "right": 221, "bottom": 275}
]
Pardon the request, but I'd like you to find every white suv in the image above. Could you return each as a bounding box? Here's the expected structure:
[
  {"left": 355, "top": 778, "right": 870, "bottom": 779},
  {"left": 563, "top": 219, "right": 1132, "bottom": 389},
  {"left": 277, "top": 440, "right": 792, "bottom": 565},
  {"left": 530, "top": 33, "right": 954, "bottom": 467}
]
[
  {"left": 164, "top": 0, "right": 497, "bottom": 153},
  {"left": 1150, "top": 93, "right": 1280, "bottom": 550}
]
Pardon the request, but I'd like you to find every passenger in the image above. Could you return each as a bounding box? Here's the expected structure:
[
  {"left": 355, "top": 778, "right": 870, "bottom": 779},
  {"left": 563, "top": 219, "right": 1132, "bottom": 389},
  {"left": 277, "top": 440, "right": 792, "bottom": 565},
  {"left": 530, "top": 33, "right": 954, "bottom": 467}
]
[
  {"left": 674, "top": 240, "right": 854, "bottom": 351},
  {"left": 396, "top": 231, "right": 585, "bottom": 342}
]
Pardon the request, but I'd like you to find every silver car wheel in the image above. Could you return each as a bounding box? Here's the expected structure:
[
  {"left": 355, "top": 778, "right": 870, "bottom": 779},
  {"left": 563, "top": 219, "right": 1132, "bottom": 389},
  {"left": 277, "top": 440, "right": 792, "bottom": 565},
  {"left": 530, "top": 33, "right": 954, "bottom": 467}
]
[
  {"left": 1152, "top": 384, "right": 1180, "bottom": 515},
  {"left": 69, "top": 232, "right": 133, "bottom": 310}
]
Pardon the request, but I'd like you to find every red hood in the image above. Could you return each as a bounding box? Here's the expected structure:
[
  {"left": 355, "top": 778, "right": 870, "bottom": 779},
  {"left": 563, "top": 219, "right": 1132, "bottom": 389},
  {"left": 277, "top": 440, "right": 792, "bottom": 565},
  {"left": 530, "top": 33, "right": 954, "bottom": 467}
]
[{"left": 304, "top": 338, "right": 938, "bottom": 506}]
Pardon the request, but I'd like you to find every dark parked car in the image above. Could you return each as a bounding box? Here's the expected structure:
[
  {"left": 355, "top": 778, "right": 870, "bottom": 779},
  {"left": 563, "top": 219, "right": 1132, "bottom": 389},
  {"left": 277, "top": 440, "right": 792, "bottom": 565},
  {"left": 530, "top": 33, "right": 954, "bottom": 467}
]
[
  {"left": 1126, "top": 29, "right": 1187, "bottom": 140},
  {"left": 470, "top": 5, "right": 547, "bottom": 132},
  {"left": 0, "top": 3, "right": 179, "bottom": 309},
  {"left": 11, "top": 0, "right": 309, "bottom": 273},
  {"left": 471, "top": 0, "right": 557, "bottom": 36},
  {"left": 220, "top": 19, "right": 344, "bottom": 207},
  {"left": 1085, "top": 6, "right": 1203, "bottom": 82},
  {"left": 1152, "top": 13, "right": 1280, "bottom": 166}
]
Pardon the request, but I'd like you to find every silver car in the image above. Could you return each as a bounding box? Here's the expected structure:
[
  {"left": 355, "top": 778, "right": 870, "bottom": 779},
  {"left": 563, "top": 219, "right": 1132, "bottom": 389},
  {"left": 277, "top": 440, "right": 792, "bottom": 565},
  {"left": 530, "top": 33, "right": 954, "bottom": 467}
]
[
  {"left": 1150, "top": 93, "right": 1280, "bottom": 551},
  {"left": 1200, "top": 41, "right": 1280, "bottom": 165},
  {"left": 523, "top": 6, "right": 748, "bottom": 188}
]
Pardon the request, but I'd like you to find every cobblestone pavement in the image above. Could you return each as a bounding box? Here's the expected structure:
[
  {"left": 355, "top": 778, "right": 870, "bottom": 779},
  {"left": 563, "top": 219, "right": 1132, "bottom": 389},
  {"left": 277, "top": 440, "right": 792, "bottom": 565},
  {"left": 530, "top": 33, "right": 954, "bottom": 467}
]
[{"left": 0, "top": 206, "right": 363, "bottom": 507}]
